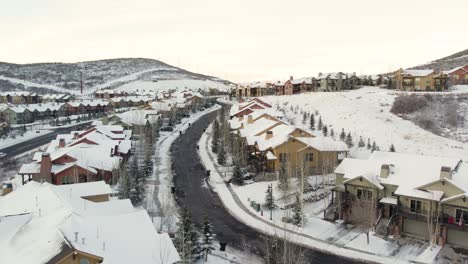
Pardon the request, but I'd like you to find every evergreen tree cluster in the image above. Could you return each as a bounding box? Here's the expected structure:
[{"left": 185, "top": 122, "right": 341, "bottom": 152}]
[
  {"left": 118, "top": 155, "right": 153, "bottom": 206},
  {"left": 174, "top": 208, "right": 202, "bottom": 262}
]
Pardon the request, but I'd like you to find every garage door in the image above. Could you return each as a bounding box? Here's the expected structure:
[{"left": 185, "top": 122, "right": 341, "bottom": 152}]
[
  {"left": 447, "top": 229, "right": 468, "bottom": 249},
  {"left": 403, "top": 218, "right": 430, "bottom": 240}
]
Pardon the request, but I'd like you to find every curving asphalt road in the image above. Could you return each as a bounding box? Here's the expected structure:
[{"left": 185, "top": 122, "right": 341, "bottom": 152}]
[
  {"left": 0, "top": 122, "right": 93, "bottom": 158},
  {"left": 171, "top": 108, "right": 360, "bottom": 263}
]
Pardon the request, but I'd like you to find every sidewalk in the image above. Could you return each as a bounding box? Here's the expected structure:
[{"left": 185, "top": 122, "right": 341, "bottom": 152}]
[{"left": 198, "top": 123, "right": 440, "bottom": 264}]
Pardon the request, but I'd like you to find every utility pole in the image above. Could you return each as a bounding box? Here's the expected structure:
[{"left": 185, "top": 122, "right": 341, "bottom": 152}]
[{"left": 80, "top": 72, "right": 84, "bottom": 95}]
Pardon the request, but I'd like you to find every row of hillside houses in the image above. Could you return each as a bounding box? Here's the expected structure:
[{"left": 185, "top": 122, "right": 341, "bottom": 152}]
[
  {"left": 0, "top": 91, "right": 73, "bottom": 104},
  {"left": 237, "top": 73, "right": 378, "bottom": 97},
  {"left": 0, "top": 181, "right": 180, "bottom": 264},
  {"left": 331, "top": 151, "right": 468, "bottom": 249},
  {"left": 18, "top": 124, "right": 132, "bottom": 186},
  {"left": 0, "top": 96, "right": 158, "bottom": 124},
  {"left": 229, "top": 98, "right": 349, "bottom": 176}
]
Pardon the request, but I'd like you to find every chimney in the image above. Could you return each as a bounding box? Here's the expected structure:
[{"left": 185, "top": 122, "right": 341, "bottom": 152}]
[
  {"left": 74, "top": 232, "right": 79, "bottom": 242},
  {"left": 114, "top": 144, "right": 119, "bottom": 156},
  {"left": 73, "top": 132, "right": 79, "bottom": 139},
  {"left": 103, "top": 115, "right": 109, "bottom": 125},
  {"left": 290, "top": 76, "right": 293, "bottom": 81},
  {"left": 380, "top": 164, "right": 390, "bottom": 178},
  {"left": 440, "top": 166, "right": 452, "bottom": 179},
  {"left": 247, "top": 115, "right": 253, "bottom": 124},
  {"left": 110, "top": 148, "right": 114, "bottom": 157},
  {"left": 265, "top": 131, "right": 273, "bottom": 140},
  {"left": 59, "top": 138, "right": 66, "bottom": 148},
  {"left": 40, "top": 153, "right": 52, "bottom": 183}
]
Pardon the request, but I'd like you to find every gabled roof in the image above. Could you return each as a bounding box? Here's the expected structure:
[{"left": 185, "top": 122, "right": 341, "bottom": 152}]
[{"left": 401, "top": 69, "right": 434, "bottom": 77}]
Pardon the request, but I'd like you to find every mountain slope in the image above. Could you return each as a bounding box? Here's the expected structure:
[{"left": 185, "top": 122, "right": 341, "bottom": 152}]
[
  {"left": 410, "top": 48, "right": 468, "bottom": 71},
  {"left": 0, "top": 58, "right": 232, "bottom": 95}
]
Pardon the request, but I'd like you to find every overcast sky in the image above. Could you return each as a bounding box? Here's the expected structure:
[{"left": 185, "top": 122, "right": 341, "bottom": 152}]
[{"left": 1, "top": 0, "right": 467, "bottom": 82}]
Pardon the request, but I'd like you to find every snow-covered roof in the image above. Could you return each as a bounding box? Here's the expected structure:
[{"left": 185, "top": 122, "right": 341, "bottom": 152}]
[
  {"left": 401, "top": 69, "right": 434, "bottom": 77},
  {"left": 0, "top": 181, "right": 179, "bottom": 264},
  {"left": 296, "top": 137, "right": 349, "bottom": 152},
  {"left": 443, "top": 65, "right": 468, "bottom": 74},
  {"left": 266, "top": 151, "right": 277, "bottom": 160},
  {"left": 336, "top": 151, "right": 463, "bottom": 200}
]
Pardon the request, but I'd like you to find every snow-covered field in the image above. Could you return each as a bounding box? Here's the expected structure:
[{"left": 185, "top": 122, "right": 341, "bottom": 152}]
[
  {"left": 0, "top": 75, "right": 79, "bottom": 94},
  {"left": 263, "top": 86, "right": 468, "bottom": 161}
]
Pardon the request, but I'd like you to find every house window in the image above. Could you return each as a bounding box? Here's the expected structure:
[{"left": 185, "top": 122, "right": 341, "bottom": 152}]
[
  {"left": 61, "top": 175, "right": 75, "bottom": 185},
  {"left": 279, "top": 153, "right": 289, "bottom": 162},
  {"left": 410, "top": 199, "right": 422, "bottom": 213},
  {"left": 305, "top": 152, "right": 314, "bottom": 162},
  {"left": 455, "top": 209, "right": 468, "bottom": 224},
  {"left": 356, "top": 189, "right": 372, "bottom": 200}
]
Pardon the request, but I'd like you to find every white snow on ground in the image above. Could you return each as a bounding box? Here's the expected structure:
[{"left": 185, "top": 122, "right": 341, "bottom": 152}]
[
  {"left": 92, "top": 67, "right": 174, "bottom": 92},
  {"left": 198, "top": 119, "right": 440, "bottom": 264},
  {"left": 0, "top": 75, "right": 79, "bottom": 95},
  {"left": 416, "top": 246, "right": 442, "bottom": 264},
  {"left": 115, "top": 79, "right": 231, "bottom": 94},
  {"left": 0, "top": 129, "right": 52, "bottom": 149},
  {"left": 204, "top": 245, "right": 263, "bottom": 264},
  {"left": 264, "top": 86, "right": 468, "bottom": 161}
]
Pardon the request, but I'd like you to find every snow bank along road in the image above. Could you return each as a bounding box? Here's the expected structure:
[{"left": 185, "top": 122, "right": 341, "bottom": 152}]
[{"left": 170, "top": 107, "right": 359, "bottom": 263}]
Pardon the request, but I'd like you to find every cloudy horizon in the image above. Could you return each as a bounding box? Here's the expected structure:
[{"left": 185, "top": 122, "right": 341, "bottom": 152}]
[{"left": 1, "top": 0, "right": 467, "bottom": 82}]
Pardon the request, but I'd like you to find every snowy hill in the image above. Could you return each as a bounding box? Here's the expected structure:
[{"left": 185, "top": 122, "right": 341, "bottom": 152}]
[
  {"left": 0, "top": 58, "right": 233, "bottom": 95},
  {"left": 263, "top": 87, "right": 468, "bottom": 161},
  {"left": 409, "top": 48, "right": 468, "bottom": 71}
]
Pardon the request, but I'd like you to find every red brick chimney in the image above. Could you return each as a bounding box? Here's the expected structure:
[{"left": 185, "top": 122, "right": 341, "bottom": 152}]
[
  {"left": 59, "top": 138, "right": 66, "bottom": 148},
  {"left": 40, "top": 153, "right": 52, "bottom": 183},
  {"left": 114, "top": 145, "right": 119, "bottom": 156}
]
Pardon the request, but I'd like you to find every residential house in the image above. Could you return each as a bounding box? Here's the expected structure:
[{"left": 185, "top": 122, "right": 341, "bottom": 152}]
[
  {"left": 0, "top": 105, "right": 33, "bottom": 124},
  {"left": 0, "top": 181, "right": 180, "bottom": 264},
  {"left": 317, "top": 72, "right": 346, "bottom": 91},
  {"left": 18, "top": 125, "right": 132, "bottom": 185},
  {"left": 333, "top": 151, "right": 468, "bottom": 248},
  {"left": 394, "top": 69, "right": 449, "bottom": 91},
  {"left": 0, "top": 91, "right": 39, "bottom": 104},
  {"left": 274, "top": 80, "right": 288, "bottom": 95},
  {"left": 444, "top": 65, "right": 468, "bottom": 86}
]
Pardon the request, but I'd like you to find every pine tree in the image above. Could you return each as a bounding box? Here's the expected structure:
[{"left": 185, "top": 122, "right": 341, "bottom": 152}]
[
  {"left": 390, "top": 144, "right": 396, "bottom": 152},
  {"left": 292, "top": 194, "right": 303, "bottom": 226},
  {"left": 211, "top": 120, "right": 220, "bottom": 153},
  {"left": 322, "top": 125, "right": 328, "bottom": 136},
  {"left": 143, "top": 155, "right": 154, "bottom": 179},
  {"left": 367, "top": 138, "right": 372, "bottom": 149},
  {"left": 175, "top": 208, "right": 201, "bottom": 262},
  {"left": 231, "top": 162, "right": 244, "bottom": 185},
  {"left": 330, "top": 128, "right": 335, "bottom": 138},
  {"left": 217, "top": 142, "right": 226, "bottom": 165},
  {"left": 358, "top": 136, "right": 365, "bottom": 148},
  {"left": 302, "top": 112, "right": 307, "bottom": 125},
  {"left": 118, "top": 166, "right": 131, "bottom": 199},
  {"left": 345, "top": 132, "right": 354, "bottom": 148},
  {"left": 340, "top": 128, "right": 346, "bottom": 141},
  {"left": 309, "top": 114, "right": 315, "bottom": 130},
  {"left": 265, "top": 185, "right": 275, "bottom": 210},
  {"left": 129, "top": 158, "right": 145, "bottom": 205},
  {"left": 318, "top": 116, "right": 323, "bottom": 130},
  {"left": 372, "top": 141, "right": 378, "bottom": 151},
  {"left": 201, "top": 215, "right": 215, "bottom": 261}
]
